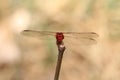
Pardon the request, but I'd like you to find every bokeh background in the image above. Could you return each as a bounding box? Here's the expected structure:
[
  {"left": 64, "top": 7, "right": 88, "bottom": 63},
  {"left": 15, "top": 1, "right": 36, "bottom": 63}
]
[{"left": 0, "top": 0, "right": 120, "bottom": 80}]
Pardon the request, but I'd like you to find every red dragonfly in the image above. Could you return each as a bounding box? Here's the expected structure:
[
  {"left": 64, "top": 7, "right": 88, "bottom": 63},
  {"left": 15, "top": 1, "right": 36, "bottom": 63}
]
[
  {"left": 21, "top": 29, "right": 99, "bottom": 80},
  {"left": 21, "top": 30, "right": 98, "bottom": 46},
  {"left": 21, "top": 30, "right": 99, "bottom": 52}
]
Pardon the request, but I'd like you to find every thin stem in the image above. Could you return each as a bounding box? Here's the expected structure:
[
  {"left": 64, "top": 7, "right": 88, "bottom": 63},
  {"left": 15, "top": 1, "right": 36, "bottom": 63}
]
[{"left": 54, "top": 46, "right": 65, "bottom": 80}]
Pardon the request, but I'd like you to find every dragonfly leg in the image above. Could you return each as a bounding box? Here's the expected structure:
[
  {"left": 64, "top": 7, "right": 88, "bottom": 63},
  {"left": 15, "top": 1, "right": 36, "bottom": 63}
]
[{"left": 56, "top": 41, "right": 66, "bottom": 52}]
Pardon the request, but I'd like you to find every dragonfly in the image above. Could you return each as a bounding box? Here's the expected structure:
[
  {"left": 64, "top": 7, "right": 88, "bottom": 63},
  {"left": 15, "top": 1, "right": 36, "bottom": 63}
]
[
  {"left": 21, "top": 29, "right": 99, "bottom": 80},
  {"left": 21, "top": 30, "right": 98, "bottom": 45}
]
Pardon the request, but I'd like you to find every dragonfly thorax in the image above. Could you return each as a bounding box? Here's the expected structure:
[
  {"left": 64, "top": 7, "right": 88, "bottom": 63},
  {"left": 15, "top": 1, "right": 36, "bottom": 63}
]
[{"left": 56, "top": 32, "right": 64, "bottom": 44}]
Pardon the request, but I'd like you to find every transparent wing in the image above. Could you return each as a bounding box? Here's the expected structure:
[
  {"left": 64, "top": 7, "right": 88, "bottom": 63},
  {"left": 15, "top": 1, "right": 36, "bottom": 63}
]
[
  {"left": 64, "top": 36, "right": 97, "bottom": 46},
  {"left": 63, "top": 32, "right": 98, "bottom": 39},
  {"left": 21, "top": 30, "right": 56, "bottom": 38},
  {"left": 64, "top": 32, "right": 98, "bottom": 45},
  {"left": 21, "top": 30, "right": 98, "bottom": 45},
  {"left": 22, "top": 30, "right": 98, "bottom": 38}
]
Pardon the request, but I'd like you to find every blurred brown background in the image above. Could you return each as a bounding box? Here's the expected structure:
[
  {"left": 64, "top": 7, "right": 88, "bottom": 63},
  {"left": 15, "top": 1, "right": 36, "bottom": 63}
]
[{"left": 0, "top": 0, "right": 120, "bottom": 80}]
